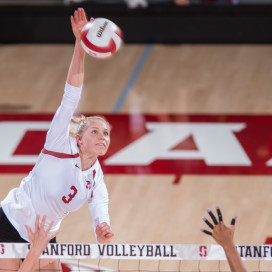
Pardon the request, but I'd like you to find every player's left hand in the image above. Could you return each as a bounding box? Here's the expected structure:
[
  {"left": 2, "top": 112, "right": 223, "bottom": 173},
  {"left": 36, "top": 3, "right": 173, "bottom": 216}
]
[{"left": 96, "top": 222, "right": 114, "bottom": 244}]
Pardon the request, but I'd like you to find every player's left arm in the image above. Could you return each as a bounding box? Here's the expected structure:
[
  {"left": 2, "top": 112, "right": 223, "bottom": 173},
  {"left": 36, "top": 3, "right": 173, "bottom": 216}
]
[{"left": 88, "top": 177, "right": 114, "bottom": 244}]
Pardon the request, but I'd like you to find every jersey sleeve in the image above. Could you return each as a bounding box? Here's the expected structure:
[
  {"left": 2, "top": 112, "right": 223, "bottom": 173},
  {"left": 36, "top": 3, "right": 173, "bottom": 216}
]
[
  {"left": 88, "top": 176, "right": 110, "bottom": 234},
  {"left": 44, "top": 82, "right": 82, "bottom": 151}
]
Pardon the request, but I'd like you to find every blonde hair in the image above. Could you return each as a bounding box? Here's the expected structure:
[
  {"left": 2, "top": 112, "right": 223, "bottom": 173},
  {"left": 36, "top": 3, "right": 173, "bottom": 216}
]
[{"left": 69, "top": 115, "right": 111, "bottom": 138}]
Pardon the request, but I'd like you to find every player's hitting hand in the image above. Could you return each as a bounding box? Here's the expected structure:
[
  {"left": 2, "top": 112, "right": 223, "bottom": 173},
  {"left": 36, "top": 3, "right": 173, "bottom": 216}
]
[
  {"left": 96, "top": 222, "right": 114, "bottom": 244},
  {"left": 71, "top": 8, "right": 88, "bottom": 41}
]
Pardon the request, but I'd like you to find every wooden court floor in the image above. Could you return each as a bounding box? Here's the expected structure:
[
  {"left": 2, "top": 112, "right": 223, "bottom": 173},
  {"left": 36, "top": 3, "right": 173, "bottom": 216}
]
[{"left": 1, "top": 43, "right": 272, "bottom": 271}]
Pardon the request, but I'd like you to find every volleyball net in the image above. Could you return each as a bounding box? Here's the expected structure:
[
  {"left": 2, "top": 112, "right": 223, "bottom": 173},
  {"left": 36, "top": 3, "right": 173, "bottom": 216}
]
[{"left": 1, "top": 243, "right": 272, "bottom": 271}]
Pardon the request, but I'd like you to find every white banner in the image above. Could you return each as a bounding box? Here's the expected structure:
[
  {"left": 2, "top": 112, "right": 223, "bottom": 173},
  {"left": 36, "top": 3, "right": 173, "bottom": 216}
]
[{"left": 0, "top": 244, "right": 271, "bottom": 260}]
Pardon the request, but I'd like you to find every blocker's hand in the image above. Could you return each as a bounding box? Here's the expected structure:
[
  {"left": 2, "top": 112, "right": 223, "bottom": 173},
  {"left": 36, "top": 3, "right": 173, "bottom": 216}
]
[
  {"left": 25, "top": 215, "right": 58, "bottom": 255},
  {"left": 71, "top": 8, "right": 88, "bottom": 41},
  {"left": 200, "top": 206, "right": 237, "bottom": 249},
  {"left": 96, "top": 222, "right": 114, "bottom": 244}
]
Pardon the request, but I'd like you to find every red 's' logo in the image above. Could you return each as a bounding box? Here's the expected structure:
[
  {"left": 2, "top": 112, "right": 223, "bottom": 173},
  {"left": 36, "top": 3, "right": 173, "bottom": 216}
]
[
  {"left": 0, "top": 244, "right": 5, "bottom": 255},
  {"left": 199, "top": 245, "right": 207, "bottom": 257}
]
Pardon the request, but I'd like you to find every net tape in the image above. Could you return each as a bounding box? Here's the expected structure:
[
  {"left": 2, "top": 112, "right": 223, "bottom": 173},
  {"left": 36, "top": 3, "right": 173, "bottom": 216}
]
[{"left": 0, "top": 244, "right": 271, "bottom": 261}]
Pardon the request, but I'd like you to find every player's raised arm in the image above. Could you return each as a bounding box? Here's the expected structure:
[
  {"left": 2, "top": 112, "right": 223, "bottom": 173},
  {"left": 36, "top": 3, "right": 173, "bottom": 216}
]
[
  {"left": 18, "top": 215, "right": 59, "bottom": 272},
  {"left": 201, "top": 206, "right": 248, "bottom": 272},
  {"left": 67, "top": 8, "right": 88, "bottom": 87}
]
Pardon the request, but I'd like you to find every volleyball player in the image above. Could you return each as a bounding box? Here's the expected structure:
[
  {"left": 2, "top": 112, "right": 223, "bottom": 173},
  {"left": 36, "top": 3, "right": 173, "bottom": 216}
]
[
  {"left": 0, "top": 8, "right": 114, "bottom": 271},
  {"left": 18, "top": 215, "right": 58, "bottom": 272},
  {"left": 201, "top": 206, "right": 247, "bottom": 272}
]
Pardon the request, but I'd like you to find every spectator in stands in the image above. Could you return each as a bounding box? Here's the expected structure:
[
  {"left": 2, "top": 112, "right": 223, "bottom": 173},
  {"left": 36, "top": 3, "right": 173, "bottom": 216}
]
[
  {"left": 124, "top": 0, "right": 148, "bottom": 8},
  {"left": 174, "top": 0, "right": 190, "bottom": 5},
  {"left": 175, "top": 0, "right": 238, "bottom": 5},
  {"left": 174, "top": 0, "right": 272, "bottom": 5}
]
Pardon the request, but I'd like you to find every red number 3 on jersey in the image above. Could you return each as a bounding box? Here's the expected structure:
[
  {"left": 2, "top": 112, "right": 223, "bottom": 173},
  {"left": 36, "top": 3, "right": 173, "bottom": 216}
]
[{"left": 62, "top": 186, "right": 78, "bottom": 204}]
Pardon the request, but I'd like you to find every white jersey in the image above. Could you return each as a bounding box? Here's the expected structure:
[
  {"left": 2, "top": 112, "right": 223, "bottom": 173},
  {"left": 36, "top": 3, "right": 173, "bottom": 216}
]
[{"left": 1, "top": 83, "right": 110, "bottom": 242}]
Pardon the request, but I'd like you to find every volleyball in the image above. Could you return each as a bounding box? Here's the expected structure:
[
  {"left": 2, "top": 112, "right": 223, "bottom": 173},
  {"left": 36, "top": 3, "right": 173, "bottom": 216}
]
[{"left": 81, "top": 18, "right": 123, "bottom": 59}]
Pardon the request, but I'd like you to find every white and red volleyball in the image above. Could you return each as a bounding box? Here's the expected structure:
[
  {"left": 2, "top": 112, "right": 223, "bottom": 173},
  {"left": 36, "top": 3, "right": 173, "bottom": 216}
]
[{"left": 81, "top": 18, "right": 123, "bottom": 59}]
